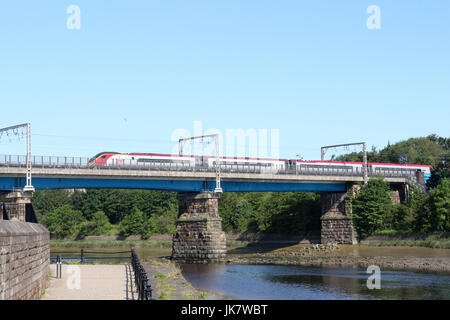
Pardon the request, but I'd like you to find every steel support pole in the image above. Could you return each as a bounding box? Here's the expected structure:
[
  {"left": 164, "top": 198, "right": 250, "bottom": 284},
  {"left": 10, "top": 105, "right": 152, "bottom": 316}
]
[
  {"left": 178, "top": 134, "right": 223, "bottom": 193},
  {"left": 0, "top": 123, "right": 34, "bottom": 192},
  {"left": 320, "top": 141, "right": 368, "bottom": 185},
  {"left": 363, "top": 142, "right": 368, "bottom": 185}
]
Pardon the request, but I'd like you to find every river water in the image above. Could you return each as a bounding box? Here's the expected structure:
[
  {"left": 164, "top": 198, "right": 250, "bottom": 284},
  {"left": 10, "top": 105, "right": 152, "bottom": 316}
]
[
  {"left": 50, "top": 244, "right": 450, "bottom": 299},
  {"left": 179, "top": 263, "right": 450, "bottom": 300}
]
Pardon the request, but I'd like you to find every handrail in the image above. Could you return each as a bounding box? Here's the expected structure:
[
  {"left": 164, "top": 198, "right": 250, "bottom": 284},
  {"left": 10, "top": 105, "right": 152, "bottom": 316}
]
[
  {"left": 49, "top": 248, "right": 153, "bottom": 300},
  {"left": 131, "top": 248, "right": 152, "bottom": 300}
]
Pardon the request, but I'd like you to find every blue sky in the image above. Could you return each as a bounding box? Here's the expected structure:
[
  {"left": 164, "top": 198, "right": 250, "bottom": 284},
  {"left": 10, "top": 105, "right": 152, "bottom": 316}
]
[{"left": 0, "top": 1, "right": 449, "bottom": 160}]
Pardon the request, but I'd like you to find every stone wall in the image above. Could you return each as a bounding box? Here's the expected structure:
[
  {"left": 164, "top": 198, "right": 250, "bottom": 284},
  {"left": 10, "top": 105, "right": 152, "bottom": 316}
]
[
  {"left": 320, "top": 184, "right": 358, "bottom": 244},
  {"left": 172, "top": 192, "right": 226, "bottom": 260},
  {"left": 0, "top": 221, "right": 50, "bottom": 300}
]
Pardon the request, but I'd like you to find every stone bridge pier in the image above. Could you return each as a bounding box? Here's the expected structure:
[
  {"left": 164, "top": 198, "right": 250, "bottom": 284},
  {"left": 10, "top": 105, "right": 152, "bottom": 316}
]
[
  {"left": 0, "top": 191, "right": 35, "bottom": 222},
  {"left": 320, "top": 184, "right": 359, "bottom": 244},
  {"left": 172, "top": 192, "right": 226, "bottom": 261}
]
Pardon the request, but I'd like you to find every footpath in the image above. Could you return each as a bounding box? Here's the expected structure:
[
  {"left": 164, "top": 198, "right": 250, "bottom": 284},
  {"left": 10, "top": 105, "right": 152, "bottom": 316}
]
[{"left": 41, "top": 264, "right": 133, "bottom": 300}]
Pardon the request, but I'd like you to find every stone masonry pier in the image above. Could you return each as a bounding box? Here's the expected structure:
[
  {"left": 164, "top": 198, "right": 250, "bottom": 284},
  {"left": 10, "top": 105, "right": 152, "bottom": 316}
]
[
  {"left": 172, "top": 192, "right": 226, "bottom": 261},
  {"left": 320, "top": 184, "right": 359, "bottom": 244}
]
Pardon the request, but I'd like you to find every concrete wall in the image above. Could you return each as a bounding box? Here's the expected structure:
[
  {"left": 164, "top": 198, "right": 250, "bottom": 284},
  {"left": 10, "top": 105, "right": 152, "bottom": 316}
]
[{"left": 0, "top": 221, "right": 49, "bottom": 300}]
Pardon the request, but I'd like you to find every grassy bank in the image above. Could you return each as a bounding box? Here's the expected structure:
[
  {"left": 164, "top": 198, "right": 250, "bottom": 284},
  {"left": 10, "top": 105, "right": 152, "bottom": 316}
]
[
  {"left": 50, "top": 239, "right": 250, "bottom": 249},
  {"left": 51, "top": 236, "right": 450, "bottom": 250},
  {"left": 145, "top": 258, "right": 220, "bottom": 300},
  {"left": 364, "top": 238, "right": 450, "bottom": 249},
  {"left": 51, "top": 239, "right": 173, "bottom": 248}
]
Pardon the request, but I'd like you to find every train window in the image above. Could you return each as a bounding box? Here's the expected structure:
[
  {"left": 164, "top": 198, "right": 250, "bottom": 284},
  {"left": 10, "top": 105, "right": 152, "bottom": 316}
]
[{"left": 101, "top": 155, "right": 106, "bottom": 158}]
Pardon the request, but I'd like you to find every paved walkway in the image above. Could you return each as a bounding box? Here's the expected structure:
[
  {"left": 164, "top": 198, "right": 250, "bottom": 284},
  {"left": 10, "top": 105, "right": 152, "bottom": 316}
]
[{"left": 42, "top": 264, "right": 135, "bottom": 300}]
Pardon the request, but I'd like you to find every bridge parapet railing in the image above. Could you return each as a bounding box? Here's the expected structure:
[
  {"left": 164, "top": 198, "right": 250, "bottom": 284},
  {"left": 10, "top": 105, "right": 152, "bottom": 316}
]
[
  {"left": 0, "top": 154, "right": 420, "bottom": 180},
  {"left": 0, "top": 155, "right": 90, "bottom": 169}
]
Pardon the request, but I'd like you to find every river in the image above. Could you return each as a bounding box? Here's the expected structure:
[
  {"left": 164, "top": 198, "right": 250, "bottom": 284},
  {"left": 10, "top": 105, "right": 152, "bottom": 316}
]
[
  {"left": 179, "top": 263, "right": 450, "bottom": 300},
  {"left": 50, "top": 244, "right": 450, "bottom": 299}
]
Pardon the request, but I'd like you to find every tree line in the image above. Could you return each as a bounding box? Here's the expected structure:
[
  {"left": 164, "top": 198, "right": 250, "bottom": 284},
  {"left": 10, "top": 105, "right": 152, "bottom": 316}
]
[{"left": 33, "top": 134, "right": 449, "bottom": 239}]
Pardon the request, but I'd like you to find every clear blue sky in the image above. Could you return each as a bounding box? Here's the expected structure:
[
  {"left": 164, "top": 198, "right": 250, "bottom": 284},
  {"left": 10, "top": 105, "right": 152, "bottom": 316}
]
[{"left": 0, "top": 1, "right": 449, "bottom": 160}]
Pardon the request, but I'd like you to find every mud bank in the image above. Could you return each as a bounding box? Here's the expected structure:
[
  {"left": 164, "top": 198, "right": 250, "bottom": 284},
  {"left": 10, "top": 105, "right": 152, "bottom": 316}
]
[{"left": 221, "top": 244, "right": 450, "bottom": 274}]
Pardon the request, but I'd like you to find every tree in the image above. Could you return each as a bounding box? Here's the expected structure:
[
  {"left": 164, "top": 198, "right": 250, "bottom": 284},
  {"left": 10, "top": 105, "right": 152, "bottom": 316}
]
[
  {"left": 119, "top": 206, "right": 145, "bottom": 236},
  {"left": 45, "top": 204, "right": 85, "bottom": 238},
  {"left": 390, "top": 185, "right": 423, "bottom": 233},
  {"left": 230, "top": 199, "right": 253, "bottom": 233},
  {"left": 33, "top": 189, "right": 71, "bottom": 223},
  {"left": 352, "top": 176, "right": 393, "bottom": 238},
  {"left": 417, "top": 178, "right": 450, "bottom": 232},
  {"left": 377, "top": 137, "right": 444, "bottom": 165},
  {"left": 78, "top": 211, "right": 113, "bottom": 238},
  {"left": 427, "top": 160, "right": 450, "bottom": 189},
  {"left": 430, "top": 178, "right": 450, "bottom": 232},
  {"left": 142, "top": 202, "right": 178, "bottom": 239}
]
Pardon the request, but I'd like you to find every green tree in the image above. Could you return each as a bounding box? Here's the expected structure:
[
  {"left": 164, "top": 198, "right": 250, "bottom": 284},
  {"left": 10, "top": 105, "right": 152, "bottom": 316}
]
[
  {"left": 352, "top": 176, "right": 393, "bottom": 238},
  {"left": 427, "top": 160, "right": 450, "bottom": 189},
  {"left": 390, "top": 185, "right": 423, "bottom": 233},
  {"left": 142, "top": 202, "right": 178, "bottom": 238},
  {"left": 78, "top": 211, "right": 113, "bottom": 238},
  {"left": 119, "top": 206, "right": 145, "bottom": 236},
  {"left": 45, "top": 204, "right": 85, "bottom": 238},
  {"left": 417, "top": 178, "right": 450, "bottom": 232},
  {"left": 33, "top": 189, "right": 71, "bottom": 223},
  {"left": 231, "top": 199, "right": 253, "bottom": 233}
]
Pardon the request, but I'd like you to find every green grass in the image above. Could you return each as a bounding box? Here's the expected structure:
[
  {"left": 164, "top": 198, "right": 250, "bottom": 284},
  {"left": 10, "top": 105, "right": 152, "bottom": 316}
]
[
  {"left": 198, "top": 291, "right": 207, "bottom": 300},
  {"left": 155, "top": 272, "right": 166, "bottom": 280},
  {"left": 366, "top": 238, "right": 450, "bottom": 249},
  {"left": 50, "top": 239, "right": 172, "bottom": 248},
  {"left": 50, "top": 239, "right": 250, "bottom": 250},
  {"left": 226, "top": 240, "right": 251, "bottom": 247},
  {"left": 372, "top": 229, "right": 410, "bottom": 236}
]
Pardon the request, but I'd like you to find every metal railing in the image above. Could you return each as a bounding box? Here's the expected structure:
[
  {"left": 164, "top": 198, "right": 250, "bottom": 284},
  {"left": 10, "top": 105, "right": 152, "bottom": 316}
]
[
  {"left": 49, "top": 248, "right": 153, "bottom": 300},
  {"left": 131, "top": 249, "right": 152, "bottom": 300},
  {"left": 51, "top": 248, "right": 131, "bottom": 264},
  {"left": 0, "top": 153, "right": 421, "bottom": 180}
]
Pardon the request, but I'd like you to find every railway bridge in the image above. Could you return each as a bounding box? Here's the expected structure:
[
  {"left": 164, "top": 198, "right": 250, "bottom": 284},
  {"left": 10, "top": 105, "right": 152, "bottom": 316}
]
[{"left": 0, "top": 154, "right": 426, "bottom": 261}]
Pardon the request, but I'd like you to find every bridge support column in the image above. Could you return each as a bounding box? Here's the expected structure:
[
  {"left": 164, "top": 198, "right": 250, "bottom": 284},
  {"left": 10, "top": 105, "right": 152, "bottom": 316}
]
[
  {"left": 0, "top": 191, "right": 33, "bottom": 222},
  {"left": 320, "top": 184, "right": 358, "bottom": 245},
  {"left": 172, "top": 192, "right": 226, "bottom": 261}
]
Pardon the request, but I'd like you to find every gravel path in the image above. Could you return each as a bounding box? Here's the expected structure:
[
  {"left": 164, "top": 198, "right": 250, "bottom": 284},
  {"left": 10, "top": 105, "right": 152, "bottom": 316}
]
[{"left": 41, "top": 264, "right": 133, "bottom": 300}]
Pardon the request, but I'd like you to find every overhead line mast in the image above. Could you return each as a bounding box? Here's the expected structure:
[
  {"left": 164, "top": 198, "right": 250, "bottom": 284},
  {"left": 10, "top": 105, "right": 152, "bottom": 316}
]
[
  {"left": 179, "top": 134, "right": 222, "bottom": 193},
  {"left": 321, "top": 142, "right": 368, "bottom": 185},
  {"left": 0, "top": 123, "right": 35, "bottom": 192}
]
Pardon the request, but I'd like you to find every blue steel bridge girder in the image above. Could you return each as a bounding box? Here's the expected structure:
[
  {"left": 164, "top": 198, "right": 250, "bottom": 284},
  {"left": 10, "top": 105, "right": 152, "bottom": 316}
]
[{"left": 0, "top": 177, "right": 347, "bottom": 193}]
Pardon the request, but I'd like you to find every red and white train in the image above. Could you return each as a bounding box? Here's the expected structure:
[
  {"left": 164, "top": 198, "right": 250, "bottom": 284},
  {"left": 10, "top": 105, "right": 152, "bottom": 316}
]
[{"left": 88, "top": 152, "right": 432, "bottom": 182}]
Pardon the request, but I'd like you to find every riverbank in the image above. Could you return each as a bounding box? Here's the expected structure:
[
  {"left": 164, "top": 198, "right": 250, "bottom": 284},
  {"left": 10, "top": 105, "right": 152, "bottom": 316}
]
[
  {"left": 49, "top": 238, "right": 450, "bottom": 274},
  {"left": 223, "top": 243, "right": 450, "bottom": 274},
  {"left": 143, "top": 258, "right": 226, "bottom": 300},
  {"left": 362, "top": 238, "right": 450, "bottom": 249}
]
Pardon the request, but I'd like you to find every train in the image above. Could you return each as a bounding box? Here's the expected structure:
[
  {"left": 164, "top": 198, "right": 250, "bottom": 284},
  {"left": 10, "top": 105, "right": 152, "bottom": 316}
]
[{"left": 88, "top": 151, "right": 432, "bottom": 182}]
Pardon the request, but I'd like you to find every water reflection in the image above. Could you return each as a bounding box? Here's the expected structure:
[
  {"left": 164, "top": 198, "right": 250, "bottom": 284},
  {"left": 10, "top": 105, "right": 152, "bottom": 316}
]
[{"left": 180, "top": 264, "right": 450, "bottom": 300}]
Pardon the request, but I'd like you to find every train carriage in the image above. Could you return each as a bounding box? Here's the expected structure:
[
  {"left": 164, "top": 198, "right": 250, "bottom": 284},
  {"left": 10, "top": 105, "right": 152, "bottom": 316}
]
[{"left": 88, "top": 151, "right": 432, "bottom": 182}]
